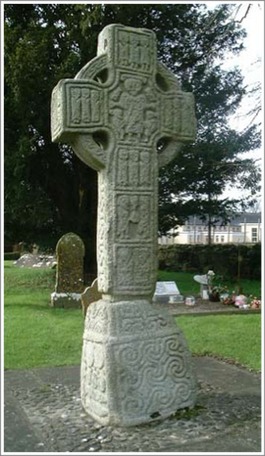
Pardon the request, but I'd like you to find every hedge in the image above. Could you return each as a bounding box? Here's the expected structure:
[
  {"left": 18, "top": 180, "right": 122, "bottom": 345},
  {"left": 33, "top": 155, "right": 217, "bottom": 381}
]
[
  {"left": 158, "top": 243, "right": 261, "bottom": 280},
  {"left": 4, "top": 252, "right": 21, "bottom": 261}
]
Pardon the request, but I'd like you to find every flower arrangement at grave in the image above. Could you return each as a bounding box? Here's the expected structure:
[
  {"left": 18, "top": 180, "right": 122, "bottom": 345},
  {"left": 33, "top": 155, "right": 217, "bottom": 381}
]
[
  {"left": 220, "top": 290, "right": 236, "bottom": 306},
  {"left": 221, "top": 293, "right": 261, "bottom": 309},
  {"left": 212, "top": 285, "right": 261, "bottom": 310},
  {"left": 248, "top": 295, "right": 261, "bottom": 309},
  {"left": 208, "top": 274, "right": 228, "bottom": 302},
  {"left": 207, "top": 275, "right": 261, "bottom": 309}
]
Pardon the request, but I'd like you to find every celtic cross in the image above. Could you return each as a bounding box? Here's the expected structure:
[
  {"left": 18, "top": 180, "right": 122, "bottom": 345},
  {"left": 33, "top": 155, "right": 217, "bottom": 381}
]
[{"left": 51, "top": 24, "right": 196, "bottom": 427}]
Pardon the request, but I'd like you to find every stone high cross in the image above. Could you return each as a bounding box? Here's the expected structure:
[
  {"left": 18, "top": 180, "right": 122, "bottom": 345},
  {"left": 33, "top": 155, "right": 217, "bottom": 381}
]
[{"left": 51, "top": 24, "right": 197, "bottom": 426}]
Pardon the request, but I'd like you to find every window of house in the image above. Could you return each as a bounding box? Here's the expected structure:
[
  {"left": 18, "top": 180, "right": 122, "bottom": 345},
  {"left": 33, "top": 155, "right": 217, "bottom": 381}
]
[
  {"left": 252, "top": 228, "right": 258, "bottom": 242},
  {"left": 216, "top": 235, "right": 219, "bottom": 243},
  {"left": 221, "top": 235, "right": 225, "bottom": 243}
]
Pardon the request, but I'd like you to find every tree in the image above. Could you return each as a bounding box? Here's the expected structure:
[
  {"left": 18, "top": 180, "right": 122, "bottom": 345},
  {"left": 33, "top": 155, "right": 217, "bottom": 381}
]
[
  {"left": 4, "top": 3, "right": 99, "bottom": 266},
  {"left": 4, "top": 3, "right": 260, "bottom": 266},
  {"left": 157, "top": 5, "right": 261, "bottom": 241}
]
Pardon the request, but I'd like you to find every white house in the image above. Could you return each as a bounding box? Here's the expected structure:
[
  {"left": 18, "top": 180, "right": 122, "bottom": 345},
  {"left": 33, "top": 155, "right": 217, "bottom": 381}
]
[{"left": 159, "top": 213, "right": 262, "bottom": 245}]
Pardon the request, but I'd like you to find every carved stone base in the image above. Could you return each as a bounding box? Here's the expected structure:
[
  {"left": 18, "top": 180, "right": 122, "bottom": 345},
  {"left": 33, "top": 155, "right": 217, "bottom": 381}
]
[{"left": 81, "top": 299, "right": 197, "bottom": 426}]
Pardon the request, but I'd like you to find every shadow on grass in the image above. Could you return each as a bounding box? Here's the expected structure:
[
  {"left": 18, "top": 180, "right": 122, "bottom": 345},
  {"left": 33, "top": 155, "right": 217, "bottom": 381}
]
[{"left": 5, "top": 299, "right": 82, "bottom": 316}]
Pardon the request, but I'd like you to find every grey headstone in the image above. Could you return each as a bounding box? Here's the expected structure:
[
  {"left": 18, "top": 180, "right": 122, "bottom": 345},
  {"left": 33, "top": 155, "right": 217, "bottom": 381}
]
[{"left": 50, "top": 232, "right": 85, "bottom": 308}]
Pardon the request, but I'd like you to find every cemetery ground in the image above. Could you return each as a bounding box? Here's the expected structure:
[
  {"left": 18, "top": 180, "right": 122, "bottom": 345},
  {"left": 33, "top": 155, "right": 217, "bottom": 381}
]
[
  {"left": 4, "top": 261, "right": 261, "bottom": 371},
  {"left": 3, "top": 261, "right": 262, "bottom": 452}
]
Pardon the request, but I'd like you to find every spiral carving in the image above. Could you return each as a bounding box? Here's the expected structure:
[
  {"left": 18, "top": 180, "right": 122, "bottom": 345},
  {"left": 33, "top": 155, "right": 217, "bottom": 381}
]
[
  {"left": 81, "top": 305, "right": 196, "bottom": 422},
  {"left": 165, "top": 355, "right": 186, "bottom": 379}
]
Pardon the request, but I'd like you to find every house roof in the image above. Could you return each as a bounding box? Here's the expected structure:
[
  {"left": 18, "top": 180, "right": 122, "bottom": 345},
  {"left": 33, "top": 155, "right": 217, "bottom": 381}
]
[
  {"left": 232, "top": 212, "right": 262, "bottom": 224},
  {"left": 184, "top": 212, "right": 261, "bottom": 226}
]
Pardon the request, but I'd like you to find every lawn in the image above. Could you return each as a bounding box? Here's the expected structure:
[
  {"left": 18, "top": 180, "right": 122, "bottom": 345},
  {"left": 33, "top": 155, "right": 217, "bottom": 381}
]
[
  {"left": 4, "top": 261, "right": 262, "bottom": 371},
  {"left": 177, "top": 314, "right": 261, "bottom": 371},
  {"left": 4, "top": 261, "right": 83, "bottom": 369}
]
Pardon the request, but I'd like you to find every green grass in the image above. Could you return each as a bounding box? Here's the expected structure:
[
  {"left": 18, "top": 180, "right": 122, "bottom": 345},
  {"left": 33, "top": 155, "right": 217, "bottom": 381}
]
[
  {"left": 4, "top": 262, "right": 262, "bottom": 371},
  {"left": 157, "top": 270, "right": 261, "bottom": 297},
  {"left": 4, "top": 261, "right": 83, "bottom": 369},
  {"left": 177, "top": 314, "right": 261, "bottom": 372}
]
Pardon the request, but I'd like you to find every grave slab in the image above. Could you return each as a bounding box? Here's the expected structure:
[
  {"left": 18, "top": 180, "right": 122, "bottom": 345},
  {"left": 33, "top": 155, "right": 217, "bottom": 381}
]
[{"left": 153, "top": 281, "right": 181, "bottom": 303}]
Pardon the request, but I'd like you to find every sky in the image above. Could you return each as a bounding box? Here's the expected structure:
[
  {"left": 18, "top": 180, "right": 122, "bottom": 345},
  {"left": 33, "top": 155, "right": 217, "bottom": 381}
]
[
  {"left": 206, "top": 2, "right": 263, "bottom": 126},
  {"left": 206, "top": 1, "right": 263, "bottom": 203},
  {"left": 220, "top": 2, "right": 263, "bottom": 133}
]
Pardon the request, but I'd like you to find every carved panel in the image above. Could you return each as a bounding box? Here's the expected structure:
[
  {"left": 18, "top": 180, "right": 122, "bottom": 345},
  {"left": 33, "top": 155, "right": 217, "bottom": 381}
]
[
  {"left": 160, "top": 94, "right": 182, "bottom": 134},
  {"left": 109, "top": 77, "right": 158, "bottom": 145},
  {"left": 65, "top": 83, "right": 104, "bottom": 128},
  {"left": 114, "top": 147, "right": 153, "bottom": 190},
  {"left": 113, "top": 302, "right": 172, "bottom": 335},
  {"left": 181, "top": 92, "right": 197, "bottom": 139},
  {"left": 114, "top": 335, "right": 195, "bottom": 419},
  {"left": 51, "top": 83, "right": 63, "bottom": 142},
  {"left": 83, "top": 300, "right": 109, "bottom": 335},
  {"left": 97, "top": 173, "right": 111, "bottom": 293},
  {"left": 81, "top": 340, "right": 108, "bottom": 418},
  {"left": 114, "top": 27, "right": 156, "bottom": 74},
  {"left": 115, "top": 193, "right": 152, "bottom": 241},
  {"left": 114, "top": 245, "right": 155, "bottom": 293}
]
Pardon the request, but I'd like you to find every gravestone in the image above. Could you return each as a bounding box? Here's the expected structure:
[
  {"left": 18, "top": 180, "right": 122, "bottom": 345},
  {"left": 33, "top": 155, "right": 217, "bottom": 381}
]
[
  {"left": 153, "top": 281, "right": 180, "bottom": 303},
  {"left": 50, "top": 232, "right": 85, "bottom": 308},
  {"left": 51, "top": 24, "right": 197, "bottom": 426},
  {"left": 81, "top": 278, "right": 102, "bottom": 318}
]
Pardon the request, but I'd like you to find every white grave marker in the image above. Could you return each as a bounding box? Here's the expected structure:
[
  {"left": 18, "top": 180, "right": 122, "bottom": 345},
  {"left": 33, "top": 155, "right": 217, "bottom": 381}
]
[{"left": 153, "top": 281, "right": 180, "bottom": 303}]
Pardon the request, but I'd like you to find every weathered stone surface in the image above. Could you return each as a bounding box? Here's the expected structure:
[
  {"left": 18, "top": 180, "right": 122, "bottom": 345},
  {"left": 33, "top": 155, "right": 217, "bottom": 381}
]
[
  {"left": 81, "top": 299, "right": 197, "bottom": 426},
  {"left": 51, "top": 232, "right": 85, "bottom": 308},
  {"left": 81, "top": 278, "right": 102, "bottom": 318},
  {"left": 51, "top": 24, "right": 196, "bottom": 426}
]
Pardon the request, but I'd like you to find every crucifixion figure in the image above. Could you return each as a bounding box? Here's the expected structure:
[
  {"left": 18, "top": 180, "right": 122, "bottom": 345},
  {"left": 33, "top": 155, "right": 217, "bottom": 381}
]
[{"left": 51, "top": 24, "right": 197, "bottom": 426}]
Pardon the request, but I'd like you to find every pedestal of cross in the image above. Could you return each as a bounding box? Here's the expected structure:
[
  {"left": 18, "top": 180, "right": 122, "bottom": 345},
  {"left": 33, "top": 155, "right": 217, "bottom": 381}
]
[{"left": 51, "top": 24, "right": 197, "bottom": 426}]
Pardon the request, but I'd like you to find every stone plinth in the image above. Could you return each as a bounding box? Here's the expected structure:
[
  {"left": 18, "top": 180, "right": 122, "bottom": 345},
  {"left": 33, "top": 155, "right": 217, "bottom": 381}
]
[{"left": 81, "top": 299, "right": 196, "bottom": 426}]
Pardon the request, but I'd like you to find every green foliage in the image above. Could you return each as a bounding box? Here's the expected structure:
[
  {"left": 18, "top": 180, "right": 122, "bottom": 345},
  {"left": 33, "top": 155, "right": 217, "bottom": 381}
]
[
  {"left": 4, "top": 252, "right": 20, "bottom": 260},
  {"left": 158, "top": 243, "right": 261, "bottom": 280},
  {"left": 177, "top": 315, "right": 261, "bottom": 371}
]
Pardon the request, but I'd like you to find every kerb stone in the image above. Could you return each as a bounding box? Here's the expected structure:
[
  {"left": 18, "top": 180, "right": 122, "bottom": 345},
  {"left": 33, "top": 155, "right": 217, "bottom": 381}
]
[{"left": 51, "top": 24, "right": 197, "bottom": 426}]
